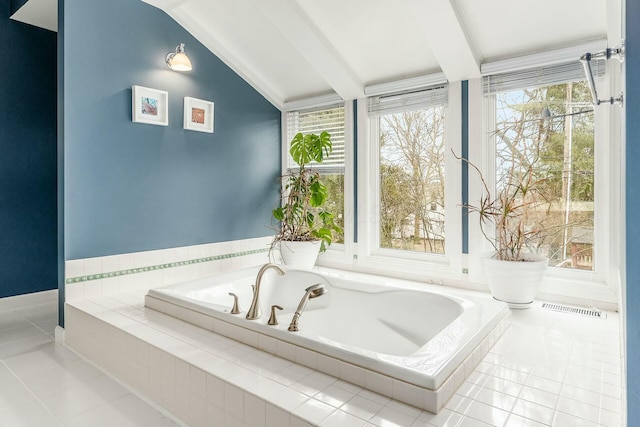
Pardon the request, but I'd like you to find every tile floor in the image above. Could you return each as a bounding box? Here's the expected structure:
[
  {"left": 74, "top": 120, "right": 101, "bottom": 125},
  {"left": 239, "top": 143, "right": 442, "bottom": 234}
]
[
  {"left": 0, "top": 292, "right": 180, "bottom": 427},
  {"left": 0, "top": 289, "right": 624, "bottom": 427}
]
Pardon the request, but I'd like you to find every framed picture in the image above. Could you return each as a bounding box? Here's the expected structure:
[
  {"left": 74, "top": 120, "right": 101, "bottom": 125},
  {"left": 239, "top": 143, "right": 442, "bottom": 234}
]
[
  {"left": 184, "top": 97, "right": 214, "bottom": 133},
  {"left": 132, "top": 85, "right": 168, "bottom": 126}
]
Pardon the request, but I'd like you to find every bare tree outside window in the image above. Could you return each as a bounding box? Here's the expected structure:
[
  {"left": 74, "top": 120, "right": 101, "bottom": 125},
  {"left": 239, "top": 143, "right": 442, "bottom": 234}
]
[
  {"left": 494, "top": 81, "right": 595, "bottom": 270},
  {"left": 378, "top": 107, "right": 446, "bottom": 254}
]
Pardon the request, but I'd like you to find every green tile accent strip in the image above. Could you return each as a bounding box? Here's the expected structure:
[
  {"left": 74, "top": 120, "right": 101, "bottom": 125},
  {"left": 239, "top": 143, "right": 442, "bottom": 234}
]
[{"left": 65, "top": 248, "right": 269, "bottom": 284}]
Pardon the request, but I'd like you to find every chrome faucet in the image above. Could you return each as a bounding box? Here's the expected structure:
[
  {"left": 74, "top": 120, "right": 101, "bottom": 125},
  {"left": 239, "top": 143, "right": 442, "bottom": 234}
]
[
  {"left": 288, "top": 283, "right": 327, "bottom": 332},
  {"left": 246, "top": 263, "right": 286, "bottom": 320}
]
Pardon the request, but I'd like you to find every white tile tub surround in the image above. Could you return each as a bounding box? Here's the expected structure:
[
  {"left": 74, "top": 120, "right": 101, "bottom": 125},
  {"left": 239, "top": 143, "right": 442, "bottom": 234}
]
[
  {"left": 64, "top": 236, "right": 273, "bottom": 301},
  {"left": 144, "top": 292, "right": 510, "bottom": 413},
  {"left": 145, "top": 269, "right": 510, "bottom": 413},
  {"left": 64, "top": 292, "right": 622, "bottom": 427}
]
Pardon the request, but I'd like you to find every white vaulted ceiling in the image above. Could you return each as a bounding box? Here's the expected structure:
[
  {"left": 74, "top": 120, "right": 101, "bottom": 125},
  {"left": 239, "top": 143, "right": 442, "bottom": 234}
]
[
  {"left": 13, "top": 0, "right": 612, "bottom": 109},
  {"left": 141, "top": 0, "right": 610, "bottom": 109}
]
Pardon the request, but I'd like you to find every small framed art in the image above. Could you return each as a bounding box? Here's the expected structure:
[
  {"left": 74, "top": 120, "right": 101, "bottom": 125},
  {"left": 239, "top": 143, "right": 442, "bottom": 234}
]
[
  {"left": 132, "top": 85, "right": 169, "bottom": 126},
  {"left": 184, "top": 97, "right": 214, "bottom": 133}
]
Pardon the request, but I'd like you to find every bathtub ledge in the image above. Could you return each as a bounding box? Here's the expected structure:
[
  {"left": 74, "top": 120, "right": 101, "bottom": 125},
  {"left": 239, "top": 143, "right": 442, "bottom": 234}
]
[{"left": 144, "top": 292, "right": 512, "bottom": 413}]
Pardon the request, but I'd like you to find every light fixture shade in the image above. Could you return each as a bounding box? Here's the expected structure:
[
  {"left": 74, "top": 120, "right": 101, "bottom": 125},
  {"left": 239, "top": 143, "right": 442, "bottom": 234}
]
[{"left": 166, "top": 43, "right": 192, "bottom": 72}]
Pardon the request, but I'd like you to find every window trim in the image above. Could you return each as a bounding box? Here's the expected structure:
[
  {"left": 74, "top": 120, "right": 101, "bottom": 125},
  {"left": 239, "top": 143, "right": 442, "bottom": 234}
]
[
  {"left": 280, "top": 100, "right": 354, "bottom": 265},
  {"left": 468, "top": 69, "right": 619, "bottom": 306},
  {"left": 354, "top": 82, "right": 462, "bottom": 281},
  {"left": 279, "top": 54, "right": 621, "bottom": 308}
]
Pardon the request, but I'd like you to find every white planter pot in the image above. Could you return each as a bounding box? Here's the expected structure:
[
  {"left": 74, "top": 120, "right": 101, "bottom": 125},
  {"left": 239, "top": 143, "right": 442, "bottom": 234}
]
[
  {"left": 480, "top": 252, "right": 548, "bottom": 309},
  {"left": 279, "top": 240, "right": 321, "bottom": 270}
]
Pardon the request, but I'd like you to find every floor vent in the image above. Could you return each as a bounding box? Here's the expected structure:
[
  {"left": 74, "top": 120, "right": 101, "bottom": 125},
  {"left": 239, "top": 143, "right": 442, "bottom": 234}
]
[{"left": 541, "top": 303, "right": 605, "bottom": 318}]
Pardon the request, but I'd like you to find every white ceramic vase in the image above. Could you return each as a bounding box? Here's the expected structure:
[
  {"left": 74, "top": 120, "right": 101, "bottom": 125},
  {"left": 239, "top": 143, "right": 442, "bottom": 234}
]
[
  {"left": 279, "top": 240, "right": 321, "bottom": 269},
  {"left": 480, "top": 252, "right": 548, "bottom": 309}
]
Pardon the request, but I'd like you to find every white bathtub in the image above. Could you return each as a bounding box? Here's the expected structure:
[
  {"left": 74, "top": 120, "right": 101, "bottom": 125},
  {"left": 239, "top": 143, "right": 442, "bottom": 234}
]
[{"left": 145, "top": 266, "right": 510, "bottom": 412}]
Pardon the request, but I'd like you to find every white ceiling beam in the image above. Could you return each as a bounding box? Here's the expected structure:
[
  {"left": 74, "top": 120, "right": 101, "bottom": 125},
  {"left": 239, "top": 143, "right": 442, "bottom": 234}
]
[
  {"left": 248, "top": 0, "right": 364, "bottom": 101},
  {"left": 148, "top": 2, "right": 285, "bottom": 109},
  {"left": 404, "top": 0, "right": 480, "bottom": 81}
]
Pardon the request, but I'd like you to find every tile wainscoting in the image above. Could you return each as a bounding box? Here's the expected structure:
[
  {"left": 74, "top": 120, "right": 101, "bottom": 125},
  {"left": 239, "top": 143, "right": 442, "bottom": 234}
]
[{"left": 64, "top": 237, "right": 274, "bottom": 301}]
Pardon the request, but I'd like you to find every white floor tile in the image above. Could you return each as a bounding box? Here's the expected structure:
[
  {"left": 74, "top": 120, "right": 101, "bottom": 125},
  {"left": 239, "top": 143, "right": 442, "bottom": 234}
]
[
  {"left": 600, "top": 408, "right": 622, "bottom": 427},
  {"left": 315, "top": 383, "right": 357, "bottom": 408},
  {"left": 34, "top": 320, "right": 58, "bottom": 336},
  {"left": 321, "top": 409, "right": 368, "bottom": 427},
  {"left": 0, "top": 324, "right": 48, "bottom": 344},
  {"left": 370, "top": 405, "right": 419, "bottom": 427},
  {"left": 552, "top": 411, "right": 600, "bottom": 427},
  {"left": 0, "top": 311, "right": 30, "bottom": 331},
  {"left": 6, "top": 288, "right": 626, "bottom": 427},
  {"left": 20, "top": 367, "right": 87, "bottom": 399},
  {"left": 504, "top": 414, "right": 548, "bottom": 427},
  {"left": 556, "top": 396, "right": 600, "bottom": 423},
  {"left": 523, "top": 374, "right": 562, "bottom": 395},
  {"left": 0, "top": 378, "right": 37, "bottom": 411},
  {"left": 0, "top": 334, "right": 53, "bottom": 359},
  {"left": 0, "top": 362, "right": 16, "bottom": 384},
  {"left": 293, "top": 398, "right": 336, "bottom": 425},
  {"left": 411, "top": 408, "right": 463, "bottom": 427},
  {"left": 457, "top": 416, "right": 494, "bottom": 427},
  {"left": 511, "top": 399, "right": 555, "bottom": 425},
  {"left": 461, "top": 399, "right": 510, "bottom": 427},
  {"left": 482, "top": 375, "right": 523, "bottom": 398},
  {"left": 37, "top": 374, "right": 130, "bottom": 421},
  {"left": 560, "top": 383, "right": 601, "bottom": 407},
  {"left": 473, "top": 387, "right": 517, "bottom": 412},
  {"left": 0, "top": 400, "right": 63, "bottom": 427},
  {"left": 13, "top": 302, "right": 58, "bottom": 324},
  {"left": 518, "top": 385, "right": 559, "bottom": 409},
  {"left": 4, "top": 343, "right": 79, "bottom": 378},
  {"left": 340, "top": 395, "right": 384, "bottom": 421},
  {"left": 66, "top": 394, "right": 165, "bottom": 427}
]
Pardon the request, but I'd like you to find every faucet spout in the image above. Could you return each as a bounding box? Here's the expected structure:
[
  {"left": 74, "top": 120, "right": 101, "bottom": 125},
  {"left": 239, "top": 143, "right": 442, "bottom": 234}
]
[
  {"left": 246, "top": 263, "right": 286, "bottom": 320},
  {"left": 288, "top": 283, "right": 326, "bottom": 332}
]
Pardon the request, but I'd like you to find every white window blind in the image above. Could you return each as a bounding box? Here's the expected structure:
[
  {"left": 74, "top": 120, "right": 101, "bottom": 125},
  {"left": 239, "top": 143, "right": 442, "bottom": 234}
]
[
  {"left": 483, "top": 60, "right": 606, "bottom": 95},
  {"left": 368, "top": 84, "right": 449, "bottom": 116},
  {"left": 286, "top": 103, "right": 345, "bottom": 174}
]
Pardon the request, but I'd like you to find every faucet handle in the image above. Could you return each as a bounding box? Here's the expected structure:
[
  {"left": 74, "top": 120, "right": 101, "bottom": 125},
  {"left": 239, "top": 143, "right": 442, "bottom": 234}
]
[
  {"left": 228, "top": 292, "right": 241, "bottom": 314},
  {"left": 267, "top": 305, "right": 283, "bottom": 325}
]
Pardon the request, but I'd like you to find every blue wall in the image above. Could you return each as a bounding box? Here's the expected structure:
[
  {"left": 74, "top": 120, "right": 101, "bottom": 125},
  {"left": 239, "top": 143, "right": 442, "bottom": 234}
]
[
  {"left": 0, "top": 0, "right": 57, "bottom": 298},
  {"left": 627, "top": 0, "right": 640, "bottom": 423},
  {"left": 63, "top": 0, "right": 281, "bottom": 260}
]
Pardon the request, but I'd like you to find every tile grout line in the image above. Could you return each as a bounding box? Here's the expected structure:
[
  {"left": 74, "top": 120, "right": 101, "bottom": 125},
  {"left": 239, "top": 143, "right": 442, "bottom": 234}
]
[
  {"left": 0, "top": 309, "right": 63, "bottom": 424},
  {"left": 1, "top": 358, "right": 67, "bottom": 427}
]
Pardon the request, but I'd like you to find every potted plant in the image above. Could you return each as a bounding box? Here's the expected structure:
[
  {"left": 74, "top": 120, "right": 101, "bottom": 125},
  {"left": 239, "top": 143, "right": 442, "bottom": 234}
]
[
  {"left": 458, "top": 151, "right": 563, "bottom": 309},
  {"left": 271, "top": 131, "right": 343, "bottom": 269}
]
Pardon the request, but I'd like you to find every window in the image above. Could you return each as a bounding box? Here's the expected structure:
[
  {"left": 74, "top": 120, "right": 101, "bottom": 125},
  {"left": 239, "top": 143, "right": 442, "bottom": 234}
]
[
  {"left": 364, "top": 84, "right": 461, "bottom": 268},
  {"left": 494, "top": 83, "right": 595, "bottom": 270},
  {"left": 483, "top": 60, "right": 607, "bottom": 277},
  {"left": 285, "top": 104, "right": 346, "bottom": 244},
  {"left": 376, "top": 104, "right": 446, "bottom": 254}
]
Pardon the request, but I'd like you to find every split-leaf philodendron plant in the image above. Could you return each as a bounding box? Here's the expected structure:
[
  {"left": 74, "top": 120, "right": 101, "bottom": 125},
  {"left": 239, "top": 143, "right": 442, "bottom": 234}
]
[{"left": 272, "top": 131, "right": 343, "bottom": 252}]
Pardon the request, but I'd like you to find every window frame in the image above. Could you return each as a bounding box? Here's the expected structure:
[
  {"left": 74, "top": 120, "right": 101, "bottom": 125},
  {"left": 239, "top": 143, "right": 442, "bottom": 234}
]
[
  {"left": 280, "top": 100, "right": 354, "bottom": 264},
  {"left": 280, "top": 53, "right": 621, "bottom": 307},
  {"left": 354, "top": 82, "right": 462, "bottom": 280},
  {"left": 468, "top": 68, "right": 618, "bottom": 304}
]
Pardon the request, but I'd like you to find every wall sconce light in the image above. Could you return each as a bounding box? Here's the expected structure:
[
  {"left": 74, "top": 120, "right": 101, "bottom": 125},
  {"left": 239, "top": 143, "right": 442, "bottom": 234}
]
[{"left": 166, "top": 43, "right": 192, "bottom": 72}]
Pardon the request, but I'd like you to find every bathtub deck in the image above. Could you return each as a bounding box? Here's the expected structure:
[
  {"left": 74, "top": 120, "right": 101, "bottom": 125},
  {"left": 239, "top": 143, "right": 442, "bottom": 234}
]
[{"left": 61, "top": 287, "right": 623, "bottom": 427}]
